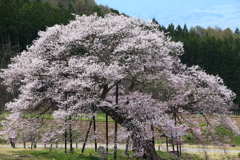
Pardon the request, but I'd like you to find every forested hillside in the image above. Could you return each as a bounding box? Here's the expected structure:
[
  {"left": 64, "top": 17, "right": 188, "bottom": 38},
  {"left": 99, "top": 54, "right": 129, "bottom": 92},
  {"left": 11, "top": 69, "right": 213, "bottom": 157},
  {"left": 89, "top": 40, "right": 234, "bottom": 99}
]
[
  {"left": 154, "top": 19, "right": 240, "bottom": 104},
  {"left": 0, "top": 0, "right": 239, "bottom": 113},
  {"left": 181, "top": 28, "right": 240, "bottom": 105},
  {"left": 0, "top": 0, "right": 73, "bottom": 65}
]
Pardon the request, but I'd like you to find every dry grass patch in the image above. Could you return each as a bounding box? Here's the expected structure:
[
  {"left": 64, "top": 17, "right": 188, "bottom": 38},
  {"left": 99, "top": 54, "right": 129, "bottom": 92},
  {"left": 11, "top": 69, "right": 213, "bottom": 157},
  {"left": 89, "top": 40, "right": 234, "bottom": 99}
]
[
  {"left": 0, "top": 147, "right": 43, "bottom": 155},
  {"left": 195, "top": 152, "right": 239, "bottom": 160}
]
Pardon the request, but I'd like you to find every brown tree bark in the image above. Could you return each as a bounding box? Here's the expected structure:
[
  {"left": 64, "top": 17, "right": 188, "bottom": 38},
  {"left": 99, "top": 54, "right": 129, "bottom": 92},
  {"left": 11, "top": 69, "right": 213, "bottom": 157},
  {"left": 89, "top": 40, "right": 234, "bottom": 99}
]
[{"left": 100, "top": 106, "right": 163, "bottom": 160}]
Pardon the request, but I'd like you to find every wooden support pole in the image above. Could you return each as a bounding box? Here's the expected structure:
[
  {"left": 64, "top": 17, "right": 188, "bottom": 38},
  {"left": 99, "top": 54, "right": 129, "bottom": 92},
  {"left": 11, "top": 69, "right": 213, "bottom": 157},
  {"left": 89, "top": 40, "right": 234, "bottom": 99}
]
[
  {"left": 166, "top": 137, "right": 168, "bottom": 152},
  {"left": 82, "top": 118, "right": 93, "bottom": 153},
  {"left": 34, "top": 141, "right": 37, "bottom": 148},
  {"left": 125, "top": 135, "right": 130, "bottom": 159},
  {"left": 82, "top": 104, "right": 97, "bottom": 153},
  {"left": 69, "top": 116, "right": 73, "bottom": 152},
  {"left": 171, "top": 133, "right": 175, "bottom": 154},
  {"left": 64, "top": 117, "right": 67, "bottom": 153},
  {"left": 65, "top": 130, "right": 67, "bottom": 153},
  {"left": 106, "top": 113, "right": 109, "bottom": 154},
  {"left": 176, "top": 142, "right": 179, "bottom": 157},
  {"left": 114, "top": 80, "right": 119, "bottom": 160},
  {"left": 151, "top": 123, "right": 155, "bottom": 146},
  {"left": 180, "top": 141, "right": 182, "bottom": 156},
  {"left": 176, "top": 132, "right": 179, "bottom": 157},
  {"left": 93, "top": 105, "right": 97, "bottom": 152}
]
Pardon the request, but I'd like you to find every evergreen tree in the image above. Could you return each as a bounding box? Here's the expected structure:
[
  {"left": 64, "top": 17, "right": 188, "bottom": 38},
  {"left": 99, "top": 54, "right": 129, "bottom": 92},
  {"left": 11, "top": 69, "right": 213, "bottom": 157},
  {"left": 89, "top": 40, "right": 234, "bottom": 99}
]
[
  {"left": 235, "top": 27, "right": 240, "bottom": 36},
  {"left": 183, "top": 24, "right": 189, "bottom": 37},
  {"left": 110, "top": 8, "right": 120, "bottom": 15}
]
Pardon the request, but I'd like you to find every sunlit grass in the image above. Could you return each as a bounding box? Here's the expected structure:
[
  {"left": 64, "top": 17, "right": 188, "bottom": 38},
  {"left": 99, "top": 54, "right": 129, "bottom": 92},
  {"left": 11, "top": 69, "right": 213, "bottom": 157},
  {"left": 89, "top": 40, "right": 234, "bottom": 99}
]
[
  {"left": 182, "top": 144, "right": 240, "bottom": 150},
  {"left": 0, "top": 147, "right": 29, "bottom": 155},
  {"left": 193, "top": 152, "right": 239, "bottom": 160},
  {"left": 0, "top": 112, "right": 9, "bottom": 119},
  {"left": 0, "top": 148, "right": 138, "bottom": 160},
  {"left": 19, "top": 112, "right": 114, "bottom": 122},
  {"left": 0, "top": 148, "right": 101, "bottom": 160}
]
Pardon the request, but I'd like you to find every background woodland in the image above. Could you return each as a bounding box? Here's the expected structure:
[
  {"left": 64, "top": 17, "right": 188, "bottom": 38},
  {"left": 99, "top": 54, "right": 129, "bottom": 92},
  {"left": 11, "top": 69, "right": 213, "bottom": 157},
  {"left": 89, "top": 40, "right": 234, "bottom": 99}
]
[{"left": 0, "top": 0, "right": 240, "bottom": 113}]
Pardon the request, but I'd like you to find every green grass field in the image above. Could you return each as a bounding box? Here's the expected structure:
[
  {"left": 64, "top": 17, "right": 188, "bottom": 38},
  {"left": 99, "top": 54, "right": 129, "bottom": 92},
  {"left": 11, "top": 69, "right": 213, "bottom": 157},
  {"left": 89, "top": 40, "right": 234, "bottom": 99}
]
[
  {"left": 0, "top": 148, "right": 100, "bottom": 160},
  {"left": 0, "top": 147, "right": 175, "bottom": 160},
  {"left": 1, "top": 147, "right": 239, "bottom": 160}
]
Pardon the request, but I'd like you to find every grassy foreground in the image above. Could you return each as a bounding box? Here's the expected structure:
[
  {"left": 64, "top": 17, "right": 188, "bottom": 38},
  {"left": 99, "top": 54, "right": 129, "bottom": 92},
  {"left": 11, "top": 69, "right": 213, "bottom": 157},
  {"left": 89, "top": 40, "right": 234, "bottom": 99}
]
[
  {"left": 0, "top": 147, "right": 176, "bottom": 160},
  {"left": 0, "top": 148, "right": 103, "bottom": 160},
  {"left": 1, "top": 146, "right": 240, "bottom": 160}
]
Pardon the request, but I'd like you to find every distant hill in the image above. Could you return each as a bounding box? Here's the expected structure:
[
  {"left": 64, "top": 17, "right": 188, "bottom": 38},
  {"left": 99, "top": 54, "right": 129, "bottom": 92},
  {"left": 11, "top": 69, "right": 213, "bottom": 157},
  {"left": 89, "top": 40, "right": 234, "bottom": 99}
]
[
  {"left": 42, "top": 0, "right": 113, "bottom": 16},
  {"left": 190, "top": 26, "right": 240, "bottom": 40}
]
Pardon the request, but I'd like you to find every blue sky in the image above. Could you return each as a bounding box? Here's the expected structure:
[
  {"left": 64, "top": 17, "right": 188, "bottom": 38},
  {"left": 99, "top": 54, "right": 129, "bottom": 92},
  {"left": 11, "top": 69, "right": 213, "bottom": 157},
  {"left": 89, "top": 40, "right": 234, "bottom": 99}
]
[{"left": 95, "top": 0, "right": 240, "bottom": 31}]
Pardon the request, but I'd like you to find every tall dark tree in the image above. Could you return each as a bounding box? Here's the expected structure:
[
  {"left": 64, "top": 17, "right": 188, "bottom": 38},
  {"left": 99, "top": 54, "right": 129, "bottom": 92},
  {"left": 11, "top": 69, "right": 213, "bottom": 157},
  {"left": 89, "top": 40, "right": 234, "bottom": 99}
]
[{"left": 235, "top": 27, "right": 240, "bottom": 36}]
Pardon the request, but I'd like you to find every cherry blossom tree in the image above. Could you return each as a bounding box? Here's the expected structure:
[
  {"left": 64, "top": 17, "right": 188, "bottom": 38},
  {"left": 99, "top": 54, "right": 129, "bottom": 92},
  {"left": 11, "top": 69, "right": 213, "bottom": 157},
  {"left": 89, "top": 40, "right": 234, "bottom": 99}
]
[{"left": 0, "top": 14, "right": 237, "bottom": 159}]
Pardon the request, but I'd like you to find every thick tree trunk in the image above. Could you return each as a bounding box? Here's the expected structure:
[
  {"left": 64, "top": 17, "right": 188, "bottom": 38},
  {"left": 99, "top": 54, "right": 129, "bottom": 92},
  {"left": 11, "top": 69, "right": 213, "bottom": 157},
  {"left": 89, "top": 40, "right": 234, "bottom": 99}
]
[
  {"left": 98, "top": 84, "right": 167, "bottom": 160},
  {"left": 142, "top": 141, "right": 161, "bottom": 160},
  {"left": 130, "top": 127, "right": 162, "bottom": 160},
  {"left": 100, "top": 106, "right": 162, "bottom": 160},
  {"left": 132, "top": 136, "right": 160, "bottom": 159}
]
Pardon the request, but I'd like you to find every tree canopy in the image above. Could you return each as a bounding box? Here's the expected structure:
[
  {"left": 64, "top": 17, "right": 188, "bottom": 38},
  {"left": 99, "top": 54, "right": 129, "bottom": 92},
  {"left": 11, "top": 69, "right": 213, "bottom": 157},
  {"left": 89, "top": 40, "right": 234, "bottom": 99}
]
[{"left": 0, "top": 14, "right": 238, "bottom": 159}]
